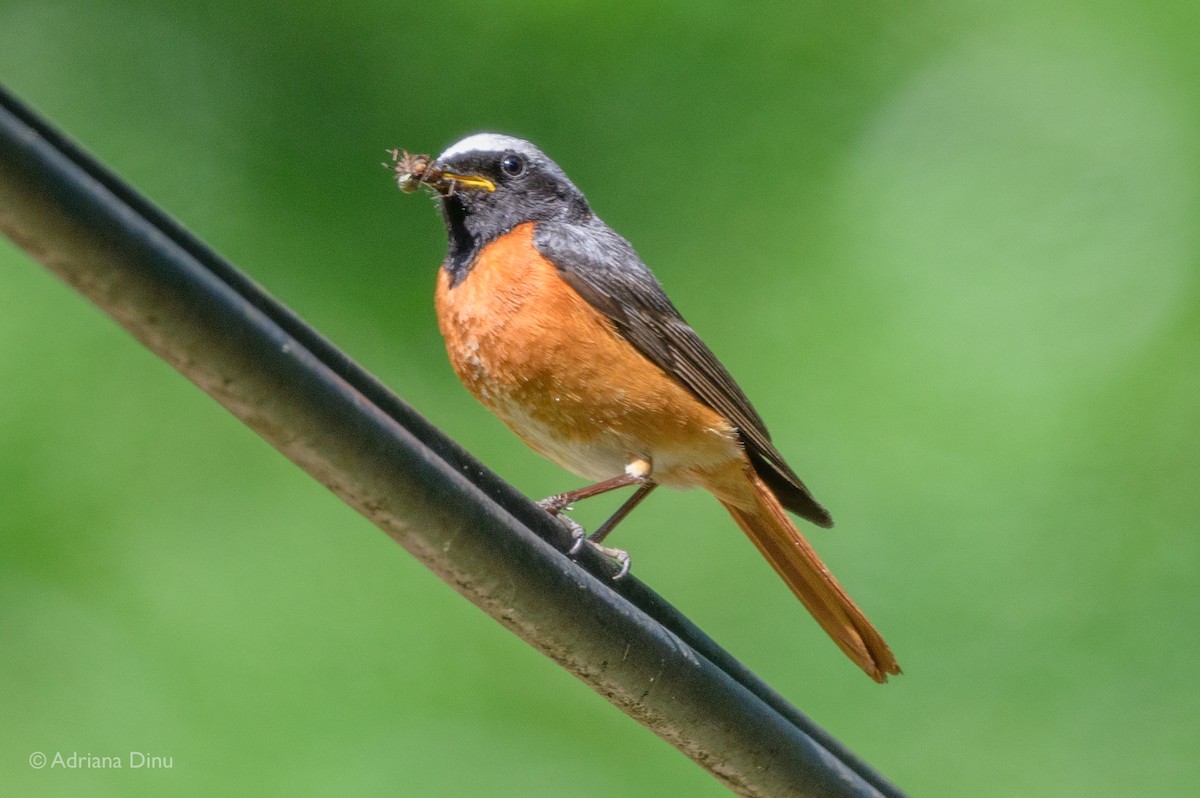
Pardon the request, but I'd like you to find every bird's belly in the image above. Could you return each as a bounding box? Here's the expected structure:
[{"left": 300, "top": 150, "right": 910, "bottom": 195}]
[
  {"left": 435, "top": 223, "right": 743, "bottom": 488},
  {"left": 485, "top": 396, "right": 638, "bottom": 482},
  {"left": 482, "top": 386, "right": 742, "bottom": 487}
]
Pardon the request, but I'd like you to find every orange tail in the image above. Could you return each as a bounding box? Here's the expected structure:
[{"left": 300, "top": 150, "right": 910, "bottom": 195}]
[{"left": 720, "top": 471, "right": 901, "bottom": 683}]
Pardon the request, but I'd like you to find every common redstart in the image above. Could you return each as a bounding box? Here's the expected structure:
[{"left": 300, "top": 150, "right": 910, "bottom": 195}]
[{"left": 388, "top": 134, "right": 900, "bottom": 682}]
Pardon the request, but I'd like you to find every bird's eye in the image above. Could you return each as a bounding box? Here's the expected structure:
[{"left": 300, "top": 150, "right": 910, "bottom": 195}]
[{"left": 500, "top": 153, "right": 525, "bottom": 176}]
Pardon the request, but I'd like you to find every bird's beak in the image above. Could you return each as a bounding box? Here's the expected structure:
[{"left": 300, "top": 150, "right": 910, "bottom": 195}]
[{"left": 436, "top": 171, "right": 495, "bottom": 193}]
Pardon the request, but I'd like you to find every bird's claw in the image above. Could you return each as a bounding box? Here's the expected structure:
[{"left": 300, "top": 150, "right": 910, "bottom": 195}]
[
  {"left": 559, "top": 514, "right": 587, "bottom": 556},
  {"left": 592, "top": 543, "right": 631, "bottom": 580}
]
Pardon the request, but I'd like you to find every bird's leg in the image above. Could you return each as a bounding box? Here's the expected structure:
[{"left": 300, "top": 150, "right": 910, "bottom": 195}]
[
  {"left": 538, "top": 472, "right": 644, "bottom": 557},
  {"left": 589, "top": 481, "right": 656, "bottom": 545},
  {"left": 538, "top": 465, "right": 657, "bottom": 581},
  {"left": 537, "top": 471, "right": 647, "bottom": 515},
  {"left": 585, "top": 481, "right": 657, "bottom": 580}
]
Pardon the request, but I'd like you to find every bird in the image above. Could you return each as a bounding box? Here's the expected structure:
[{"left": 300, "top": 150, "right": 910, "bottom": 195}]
[{"left": 390, "top": 133, "right": 900, "bottom": 682}]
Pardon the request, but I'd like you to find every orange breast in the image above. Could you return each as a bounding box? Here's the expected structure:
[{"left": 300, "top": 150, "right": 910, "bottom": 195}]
[{"left": 434, "top": 222, "right": 743, "bottom": 488}]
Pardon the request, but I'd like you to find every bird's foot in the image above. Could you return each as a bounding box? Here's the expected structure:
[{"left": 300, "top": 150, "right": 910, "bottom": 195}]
[
  {"left": 552, "top": 513, "right": 588, "bottom": 556},
  {"left": 542, "top": 509, "right": 631, "bottom": 580},
  {"left": 590, "top": 542, "right": 631, "bottom": 580}
]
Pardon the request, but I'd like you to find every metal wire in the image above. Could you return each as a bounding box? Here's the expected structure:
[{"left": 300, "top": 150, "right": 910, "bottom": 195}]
[{"left": 0, "top": 83, "right": 907, "bottom": 798}]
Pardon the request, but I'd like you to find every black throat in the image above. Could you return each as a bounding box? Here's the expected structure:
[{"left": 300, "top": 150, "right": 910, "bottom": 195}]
[
  {"left": 438, "top": 179, "right": 592, "bottom": 287},
  {"left": 439, "top": 194, "right": 481, "bottom": 288}
]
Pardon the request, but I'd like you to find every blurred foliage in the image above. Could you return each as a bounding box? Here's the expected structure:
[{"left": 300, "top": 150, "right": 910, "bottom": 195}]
[{"left": 2, "top": 1, "right": 1199, "bottom": 795}]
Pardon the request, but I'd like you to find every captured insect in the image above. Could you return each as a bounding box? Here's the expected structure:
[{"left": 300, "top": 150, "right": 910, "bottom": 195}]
[
  {"left": 384, "top": 149, "right": 441, "bottom": 194},
  {"left": 385, "top": 148, "right": 497, "bottom": 196}
]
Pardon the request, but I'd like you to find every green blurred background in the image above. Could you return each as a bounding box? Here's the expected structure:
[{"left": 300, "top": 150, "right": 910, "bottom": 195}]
[{"left": 2, "top": 1, "right": 1198, "bottom": 795}]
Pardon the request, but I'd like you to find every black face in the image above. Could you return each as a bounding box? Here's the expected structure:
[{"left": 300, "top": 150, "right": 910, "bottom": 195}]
[{"left": 434, "top": 135, "right": 592, "bottom": 283}]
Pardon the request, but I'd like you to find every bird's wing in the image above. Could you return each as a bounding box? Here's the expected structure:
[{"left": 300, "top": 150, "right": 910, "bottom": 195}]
[{"left": 534, "top": 219, "right": 832, "bottom": 527}]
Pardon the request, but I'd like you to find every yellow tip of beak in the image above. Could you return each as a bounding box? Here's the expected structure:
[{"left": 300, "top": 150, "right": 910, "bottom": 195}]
[{"left": 441, "top": 172, "right": 496, "bottom": 192}]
